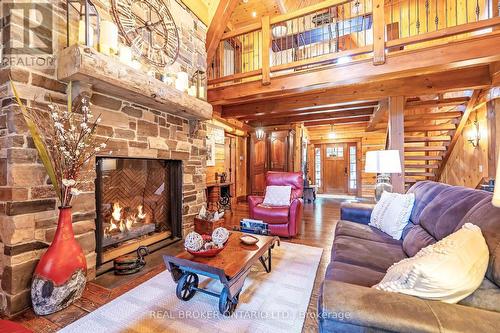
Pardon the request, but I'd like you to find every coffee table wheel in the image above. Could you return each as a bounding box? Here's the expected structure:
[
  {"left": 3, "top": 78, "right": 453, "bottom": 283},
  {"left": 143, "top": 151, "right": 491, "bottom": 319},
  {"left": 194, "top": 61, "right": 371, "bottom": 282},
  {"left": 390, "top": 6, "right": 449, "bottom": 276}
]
[
  {"left": 219, "top": 287, "right": 239, "bottom": 316},
  {"left": 176, "top": 272, "right": 199, "bottom": 301}
]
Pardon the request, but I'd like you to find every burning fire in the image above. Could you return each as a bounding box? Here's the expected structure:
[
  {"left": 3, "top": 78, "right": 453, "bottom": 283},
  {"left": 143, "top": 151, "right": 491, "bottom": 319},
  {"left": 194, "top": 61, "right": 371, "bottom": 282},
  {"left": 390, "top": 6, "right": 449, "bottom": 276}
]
[{"left": 104, "top": 203, "right": 148, "bottom": 237}]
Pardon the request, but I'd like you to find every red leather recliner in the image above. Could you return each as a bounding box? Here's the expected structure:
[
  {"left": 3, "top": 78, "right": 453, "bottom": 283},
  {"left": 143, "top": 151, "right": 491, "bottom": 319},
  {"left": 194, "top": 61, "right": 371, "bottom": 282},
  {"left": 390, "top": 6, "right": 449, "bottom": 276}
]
[{"left": 248, "top": 171, "right": 304, "bottom": 237}]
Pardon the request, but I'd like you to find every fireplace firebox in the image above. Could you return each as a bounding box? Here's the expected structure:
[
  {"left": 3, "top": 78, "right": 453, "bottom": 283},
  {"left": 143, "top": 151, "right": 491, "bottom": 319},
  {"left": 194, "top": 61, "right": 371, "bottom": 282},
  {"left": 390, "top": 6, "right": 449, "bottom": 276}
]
[{"left": 95, "top": 157, "right": 182, "bottom": 269}]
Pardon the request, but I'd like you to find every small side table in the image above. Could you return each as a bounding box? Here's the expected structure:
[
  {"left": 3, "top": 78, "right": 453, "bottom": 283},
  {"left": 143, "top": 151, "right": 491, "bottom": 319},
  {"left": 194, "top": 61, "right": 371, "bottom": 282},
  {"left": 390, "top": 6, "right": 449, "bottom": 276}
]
[{"left": 303, "top": 185, "right": 317, "bottom": 203}]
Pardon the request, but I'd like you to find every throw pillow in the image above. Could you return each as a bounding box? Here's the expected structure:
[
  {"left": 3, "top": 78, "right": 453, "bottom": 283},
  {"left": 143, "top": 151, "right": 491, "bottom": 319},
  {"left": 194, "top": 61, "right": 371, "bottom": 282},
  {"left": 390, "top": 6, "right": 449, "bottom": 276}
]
[
  {"left": 373, "top": 223, "right": 489, "bottom": 304},
  {"left": 369, "top": 191, "right": 415, "bottom": 240},
  {"left": 262, "top": 185, "right": 292, "bottom": 206}
]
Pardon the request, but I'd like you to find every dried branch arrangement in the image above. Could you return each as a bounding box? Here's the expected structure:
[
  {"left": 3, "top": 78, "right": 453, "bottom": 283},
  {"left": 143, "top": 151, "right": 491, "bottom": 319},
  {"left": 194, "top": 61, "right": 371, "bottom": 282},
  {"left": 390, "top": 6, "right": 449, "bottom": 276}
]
[{"left": 11, "top": 80, "right": 107, "bottom": 207}]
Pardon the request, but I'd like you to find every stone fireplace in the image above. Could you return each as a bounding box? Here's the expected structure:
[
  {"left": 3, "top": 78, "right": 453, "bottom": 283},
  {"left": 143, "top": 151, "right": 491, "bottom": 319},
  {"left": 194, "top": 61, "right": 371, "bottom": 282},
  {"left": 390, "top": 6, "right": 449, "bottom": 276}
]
[
  {"left": 0, "top": 0, "right": 211, "bottom": 316},
  {"left": 95, "top": 157, "right": 183, "bottom": 268}
]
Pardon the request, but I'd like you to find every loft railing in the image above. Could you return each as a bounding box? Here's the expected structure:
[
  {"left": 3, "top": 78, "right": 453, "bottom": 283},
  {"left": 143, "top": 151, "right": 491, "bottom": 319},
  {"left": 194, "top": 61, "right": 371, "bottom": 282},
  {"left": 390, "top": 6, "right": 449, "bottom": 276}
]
[{"left": 207, "top": 0, "right": 500, "bottom": 86}]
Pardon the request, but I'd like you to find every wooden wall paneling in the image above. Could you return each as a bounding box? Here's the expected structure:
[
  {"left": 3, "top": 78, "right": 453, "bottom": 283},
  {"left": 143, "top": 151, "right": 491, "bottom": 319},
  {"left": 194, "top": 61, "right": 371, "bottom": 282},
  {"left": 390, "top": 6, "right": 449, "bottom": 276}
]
[
  {"left": 388, "top": 96, "right": 405, "bottom": 193},
  {"left": 235, "top": 135, "right": 248, "bottom": 201}
]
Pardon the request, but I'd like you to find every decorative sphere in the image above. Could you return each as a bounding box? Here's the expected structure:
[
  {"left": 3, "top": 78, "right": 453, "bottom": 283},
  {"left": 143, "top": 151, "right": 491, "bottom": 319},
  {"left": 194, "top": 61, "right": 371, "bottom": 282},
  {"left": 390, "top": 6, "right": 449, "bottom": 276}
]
[
  {"left": 212, "top": 227, "right": 229, "bottom": 246},
  {"left": 185, "top": 231, "right": 203, "bottom": 251}
]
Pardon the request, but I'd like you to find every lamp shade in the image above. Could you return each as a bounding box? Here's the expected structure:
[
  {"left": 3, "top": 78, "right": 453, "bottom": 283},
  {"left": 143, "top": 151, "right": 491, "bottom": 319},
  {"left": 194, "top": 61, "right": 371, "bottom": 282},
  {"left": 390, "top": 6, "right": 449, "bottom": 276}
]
[
  {"left": 365, "top": 150, "right": 402, "bottom": 173},
  {"left": 492, "top": 153, "right": 500, "bottom": 207}
]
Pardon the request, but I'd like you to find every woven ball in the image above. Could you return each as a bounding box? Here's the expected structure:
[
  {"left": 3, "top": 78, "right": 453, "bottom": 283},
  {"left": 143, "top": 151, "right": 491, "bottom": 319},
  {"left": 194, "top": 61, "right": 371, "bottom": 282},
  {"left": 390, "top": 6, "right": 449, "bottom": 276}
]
[
  {"left": 212, "top": 227, "right": 229, "bottom": 245},
  {"left": 185, "top": 231, "right": 203, "bottom": 251}
]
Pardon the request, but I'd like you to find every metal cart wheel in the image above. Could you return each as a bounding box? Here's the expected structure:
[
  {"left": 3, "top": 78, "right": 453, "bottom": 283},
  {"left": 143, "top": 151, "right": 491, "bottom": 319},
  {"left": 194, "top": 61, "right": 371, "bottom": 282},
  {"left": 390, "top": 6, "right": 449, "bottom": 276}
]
[
  {"left": 218, "top": 287, "right": 239, "bottom": 316},
  {"left": 176, "top": 272, "right": 199, "bottom": 301}
]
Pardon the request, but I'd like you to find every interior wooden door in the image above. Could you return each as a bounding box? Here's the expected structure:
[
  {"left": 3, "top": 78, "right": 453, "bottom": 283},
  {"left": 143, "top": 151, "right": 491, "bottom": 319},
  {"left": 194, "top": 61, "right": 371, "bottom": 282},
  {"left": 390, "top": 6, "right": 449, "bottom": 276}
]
[
  {"left": 322, "top": 143, "right": 348, "bottom": 194},
  {"left": 269, "top": 131, "right": 288, "bottom": 171},
  {"left": 250, "top": 134, "right": 267, "bottom": 195}
]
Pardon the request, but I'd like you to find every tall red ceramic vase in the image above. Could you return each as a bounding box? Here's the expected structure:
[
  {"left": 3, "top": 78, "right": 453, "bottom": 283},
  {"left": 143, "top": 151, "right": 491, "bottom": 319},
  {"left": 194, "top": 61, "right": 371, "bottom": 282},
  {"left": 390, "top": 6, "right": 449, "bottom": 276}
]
[{"left": 31, "top": 207, "right": 87, "bottom": 315}]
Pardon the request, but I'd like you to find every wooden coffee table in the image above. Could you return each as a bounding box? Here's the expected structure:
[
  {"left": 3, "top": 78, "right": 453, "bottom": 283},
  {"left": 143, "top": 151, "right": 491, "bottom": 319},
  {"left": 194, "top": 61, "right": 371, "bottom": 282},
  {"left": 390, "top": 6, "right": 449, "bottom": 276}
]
[{"left": 163, "top": 232, "right": 280, "bottom": 315}]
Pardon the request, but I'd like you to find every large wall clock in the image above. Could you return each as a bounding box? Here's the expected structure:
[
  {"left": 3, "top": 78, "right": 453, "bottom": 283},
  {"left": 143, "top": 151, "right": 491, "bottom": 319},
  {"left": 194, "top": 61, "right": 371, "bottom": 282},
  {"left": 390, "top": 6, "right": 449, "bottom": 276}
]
[{"left": 111, "top": 0, "right": 180, "bottom": 67}]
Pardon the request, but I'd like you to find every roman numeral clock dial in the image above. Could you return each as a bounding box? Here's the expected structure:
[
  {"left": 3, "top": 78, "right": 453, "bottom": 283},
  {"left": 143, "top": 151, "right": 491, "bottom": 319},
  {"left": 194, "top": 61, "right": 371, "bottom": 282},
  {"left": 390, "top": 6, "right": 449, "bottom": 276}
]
[{"left": 111, "top": 0, "right": 180, "bottom": 68}]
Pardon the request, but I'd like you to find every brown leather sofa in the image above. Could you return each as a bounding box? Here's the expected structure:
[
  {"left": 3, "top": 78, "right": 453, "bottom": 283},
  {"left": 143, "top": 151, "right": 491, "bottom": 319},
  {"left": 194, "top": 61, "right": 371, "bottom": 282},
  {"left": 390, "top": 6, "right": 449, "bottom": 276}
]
[{"left": 319, "top": 181, "right": 500, "bottom": 332}]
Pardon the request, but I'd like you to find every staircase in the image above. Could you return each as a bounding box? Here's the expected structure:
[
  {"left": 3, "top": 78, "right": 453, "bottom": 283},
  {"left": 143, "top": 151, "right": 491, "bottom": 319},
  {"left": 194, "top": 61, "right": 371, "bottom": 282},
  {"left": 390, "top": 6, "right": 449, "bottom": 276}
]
[{"left": 403, "top": 112, "right": 463, "bottom": 190}]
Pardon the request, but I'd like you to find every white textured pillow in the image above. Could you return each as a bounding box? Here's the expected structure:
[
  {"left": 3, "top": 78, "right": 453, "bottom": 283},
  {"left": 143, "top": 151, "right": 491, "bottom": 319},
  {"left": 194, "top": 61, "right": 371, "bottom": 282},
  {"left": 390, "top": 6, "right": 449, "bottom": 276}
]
[
  {"left": 373, "top": 223, "right": 489, "bottom": 303},
  {"left": 369, "top": 191, "right": 415, "bottom": 239},
  {"left": 262, "top": 185, "right": 292, "bottom": 206}
]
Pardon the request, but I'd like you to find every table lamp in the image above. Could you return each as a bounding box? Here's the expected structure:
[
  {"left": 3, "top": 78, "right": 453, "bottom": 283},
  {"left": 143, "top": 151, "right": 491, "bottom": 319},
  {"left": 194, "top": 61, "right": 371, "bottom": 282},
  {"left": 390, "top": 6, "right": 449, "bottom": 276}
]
[{"left": 365, "top": 150, "right": 402, "bottom": 201}]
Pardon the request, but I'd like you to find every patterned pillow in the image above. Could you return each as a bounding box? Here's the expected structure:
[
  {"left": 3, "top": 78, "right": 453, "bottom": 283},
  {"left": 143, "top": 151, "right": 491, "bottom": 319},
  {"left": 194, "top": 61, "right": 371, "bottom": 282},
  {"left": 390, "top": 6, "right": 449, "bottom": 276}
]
[
  {"left": 262, "top": 185, "right": 292, "bottom": 206},
  {"left": 369, "top": 191, "right": 415, "bottom": 240},
  {"left": 373, "top": 223, "right": 489, "bottom": 304}
]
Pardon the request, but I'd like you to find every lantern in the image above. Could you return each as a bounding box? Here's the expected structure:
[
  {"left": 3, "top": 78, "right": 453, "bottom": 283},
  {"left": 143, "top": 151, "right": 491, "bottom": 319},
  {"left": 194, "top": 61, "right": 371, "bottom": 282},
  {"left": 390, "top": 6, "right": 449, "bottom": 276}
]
[{"left": 66, "top": 0, "right": 100, "bottom": 48}]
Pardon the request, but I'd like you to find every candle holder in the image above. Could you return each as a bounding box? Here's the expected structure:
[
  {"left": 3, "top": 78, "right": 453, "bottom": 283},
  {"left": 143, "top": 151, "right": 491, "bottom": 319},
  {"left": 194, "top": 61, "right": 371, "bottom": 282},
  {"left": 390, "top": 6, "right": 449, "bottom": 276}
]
[
  {"left": 192, "top": 69, "right": 207, "bottom": 100},
  {"left": 66, "top": 0, "right": 100, "bottom": 48}
]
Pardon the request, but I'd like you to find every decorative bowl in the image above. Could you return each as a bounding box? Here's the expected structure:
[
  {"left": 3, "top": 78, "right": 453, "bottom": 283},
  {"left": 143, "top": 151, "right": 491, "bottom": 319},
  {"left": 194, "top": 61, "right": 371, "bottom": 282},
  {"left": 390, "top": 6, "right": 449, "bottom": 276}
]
[
  {"left": 186, "top": 234, "right": 228, "bottom": 257},
  {"left": 240, "top": 234, "right": 259, "bottom": 245}
]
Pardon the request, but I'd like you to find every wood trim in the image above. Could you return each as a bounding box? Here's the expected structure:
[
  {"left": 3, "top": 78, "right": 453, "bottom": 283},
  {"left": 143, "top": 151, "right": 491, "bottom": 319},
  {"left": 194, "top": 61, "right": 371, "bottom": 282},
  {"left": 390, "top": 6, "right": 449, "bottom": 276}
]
[
  {"left": 386, "top": 17, "right": 500, "bottom": 49},
  {"left": 208, "top": 69, "right": 262, "bottom": 85},
  {"left": 366, "top": 99, "right": 388, "bottom": 131},
  {"left": 221, "top": 23, "right": 262, "bottom": 40},
  {"left": 436, "top": 90, "right": 482, "bottom": 179},
  {"left": 372, "top": 0, "right": 385, "bottom": 65},
  {"left": 261, "top": 16, "right": 271, "bottom": 86},
  {"left": 388, "top": 96, "right": 405, "bottom": 193},
  {"left": 206, "top": 0, "right": 240, "bottom": 65}
]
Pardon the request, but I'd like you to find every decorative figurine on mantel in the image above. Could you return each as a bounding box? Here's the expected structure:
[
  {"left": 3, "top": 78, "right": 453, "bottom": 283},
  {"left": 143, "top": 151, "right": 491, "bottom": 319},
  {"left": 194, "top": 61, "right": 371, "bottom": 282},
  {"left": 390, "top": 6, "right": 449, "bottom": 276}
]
[
  {"left": 194, "top": 204, "right": 225, "bottom": 235},
  {"left": 12, "top": 81, "right": 106, "bottom": 315}
]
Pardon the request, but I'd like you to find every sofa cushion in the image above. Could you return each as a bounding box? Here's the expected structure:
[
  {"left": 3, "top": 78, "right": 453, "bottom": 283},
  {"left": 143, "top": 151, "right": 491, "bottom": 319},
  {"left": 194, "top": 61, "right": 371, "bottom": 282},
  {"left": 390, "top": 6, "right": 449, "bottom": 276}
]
[
  {"left": 418, "top": 186, "right": 488, "bottom": 241},
  {"left": 407, "top": 181, "right": 451, "bottom": 225},
  {"left": 335, "top": 220, "right": 402, "bottom": 245},
  {"left": 331, "top": 235, "right": 407, "bottom": 273},
  {"left": 325, "top": 261, "right": 385, "bottom": 287},
  {"left": 252, "top": 204, "right": 289, "bottom": 224},
  {"left": 403, "top": 223, "right": 437, "bottom": 257},
  {"left": 369, "top": 191, "right": 415, "bottom": 240},
  {"left": 457, "top": 196, "right": 500, "bottom": 287}
]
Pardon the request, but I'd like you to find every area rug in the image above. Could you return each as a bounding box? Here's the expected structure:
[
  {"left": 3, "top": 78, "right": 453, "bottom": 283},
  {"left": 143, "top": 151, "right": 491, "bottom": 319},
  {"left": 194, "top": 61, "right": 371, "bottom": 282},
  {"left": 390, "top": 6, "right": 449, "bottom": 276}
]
[{"left": 60, "top": 242, "right": 323, "bottom": 333}]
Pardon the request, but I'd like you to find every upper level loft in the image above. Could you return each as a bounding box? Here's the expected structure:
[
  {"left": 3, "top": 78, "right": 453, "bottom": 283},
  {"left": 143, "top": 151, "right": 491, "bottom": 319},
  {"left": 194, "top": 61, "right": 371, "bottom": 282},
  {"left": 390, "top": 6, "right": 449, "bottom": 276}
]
[{"left": 207, "top": 0, "right": 500, "bottom": 105}]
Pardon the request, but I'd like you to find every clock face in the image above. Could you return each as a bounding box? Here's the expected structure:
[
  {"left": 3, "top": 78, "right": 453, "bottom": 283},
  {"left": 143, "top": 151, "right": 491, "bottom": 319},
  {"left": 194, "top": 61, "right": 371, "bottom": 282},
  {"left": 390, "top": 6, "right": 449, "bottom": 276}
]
[{"left": 111, "top": 0, "right": 180, "bottom": 67}]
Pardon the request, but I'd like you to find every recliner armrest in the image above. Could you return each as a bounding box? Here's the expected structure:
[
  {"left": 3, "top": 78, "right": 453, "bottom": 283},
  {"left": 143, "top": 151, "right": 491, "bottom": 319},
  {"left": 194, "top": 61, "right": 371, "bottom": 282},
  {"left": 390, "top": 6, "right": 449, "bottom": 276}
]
[
  {"left": 319, "top": 280, "right": 500, "bottom": 333},
  {"left": 340, "top": 202, "right": 375, "bottom": 225}
]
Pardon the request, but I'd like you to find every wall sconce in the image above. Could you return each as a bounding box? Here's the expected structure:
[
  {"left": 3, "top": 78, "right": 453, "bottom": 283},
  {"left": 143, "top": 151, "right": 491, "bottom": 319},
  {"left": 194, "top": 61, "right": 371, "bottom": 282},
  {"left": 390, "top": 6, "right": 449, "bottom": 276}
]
[
  {"left": 66, "top": 0, "right": 100, "bottom": 48},
  {"left": 467, "top": 115, "right": 481, "bottom": 148},
  {"left": 255, "top": 128, "right": 265, "bottom": 140}
]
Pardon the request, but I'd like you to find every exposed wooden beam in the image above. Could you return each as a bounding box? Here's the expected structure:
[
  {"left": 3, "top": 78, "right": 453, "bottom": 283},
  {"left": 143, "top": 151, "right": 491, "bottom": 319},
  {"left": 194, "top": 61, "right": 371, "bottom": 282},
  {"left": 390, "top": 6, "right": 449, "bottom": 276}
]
[
  {"left": 405, "top": 97, "right": 470, "bottom": 109},
  {"left": 208, "top": 33, "right": 500, "bottom": 104},
  {"left": 388, "top": 96, "right": 405, "bottom": 193},
  {"left": 303, "top": 116, "right": 371, "bottom": 127},
  {"left": 367, "top": 99, "right": 388, "bottom": 131},
  {"left": 403, "top": 111, "right": 463, "bottom": 121},
  {"left": 226, "top": 101, "right": 378, "bottom": 119},
  {"left": 436, "top": 90, "right": 482, "bottom": 179},
  {"left": 372, "top": 0, "right": 385, "bottom": 65},
  {"left": 250, "top": 108, "right": 374, "bottom": 126},
  {"left": 206, "top": 0, "right": 240, "bottom": 65}
]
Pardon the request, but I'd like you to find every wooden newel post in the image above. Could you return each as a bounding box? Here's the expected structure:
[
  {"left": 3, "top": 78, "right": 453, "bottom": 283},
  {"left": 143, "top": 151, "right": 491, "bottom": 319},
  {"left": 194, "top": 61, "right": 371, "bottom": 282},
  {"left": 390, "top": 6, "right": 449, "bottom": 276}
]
[
  {"left": 261, "top": 16, "right": 271, "bottom": 86},
  {"left": 388, "top": 96, "right": 405, "bottom": 193},
  {"left": 373, "top": 0, "right": 386, "bottom": 65}
]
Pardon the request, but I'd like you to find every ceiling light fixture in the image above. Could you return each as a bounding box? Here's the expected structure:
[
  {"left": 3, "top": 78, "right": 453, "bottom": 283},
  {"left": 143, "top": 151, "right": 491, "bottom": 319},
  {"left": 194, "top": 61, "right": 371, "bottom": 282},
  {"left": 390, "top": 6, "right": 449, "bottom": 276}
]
[
  {"left": 272, "top": 22, "right": 287, "bottom": 38},
  {"left": 255, "top": 128, "right": 265, "bottom": 140}
]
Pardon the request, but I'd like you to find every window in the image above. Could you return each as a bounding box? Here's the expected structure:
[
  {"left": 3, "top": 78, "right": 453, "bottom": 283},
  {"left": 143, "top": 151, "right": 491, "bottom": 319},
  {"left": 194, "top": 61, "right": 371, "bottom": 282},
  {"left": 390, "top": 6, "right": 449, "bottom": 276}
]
[
  {"left": 349, "top": 146, "right": 357, "bottom": 190},
  {"left": 315, "top": 148, "right": 321, "bottom": 187},
  {"left": 326, "top": 146, "right": 344, "bottom": 158}
]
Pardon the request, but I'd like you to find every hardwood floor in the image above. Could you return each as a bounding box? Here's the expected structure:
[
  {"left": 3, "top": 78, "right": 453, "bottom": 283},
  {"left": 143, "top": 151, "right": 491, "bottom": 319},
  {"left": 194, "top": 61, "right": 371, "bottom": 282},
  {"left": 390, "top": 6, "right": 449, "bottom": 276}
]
[{"left": 12, "top": 197, "right": 349, "bottom": 333}]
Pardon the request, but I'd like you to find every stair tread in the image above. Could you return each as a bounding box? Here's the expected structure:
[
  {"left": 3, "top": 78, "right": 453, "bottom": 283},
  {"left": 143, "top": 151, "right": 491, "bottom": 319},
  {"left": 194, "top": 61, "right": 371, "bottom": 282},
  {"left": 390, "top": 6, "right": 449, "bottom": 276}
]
[
  {"left": 405, "top": 124, "right": 456, "bottom": 132},
  {"left": 405, "top": 146, "right": 447, "bottom": 151},
  {"left": 405, "top": 136, "right": 451, "bottom": 142},
  {"left": 405, "top": 164, "right": 439, "bottom": 169},
  {"left": 405, "top": 172, "right": 435, "bottom": 177},
  {"left": 405, "top": 155, "right": 443, "bottom": 160}
]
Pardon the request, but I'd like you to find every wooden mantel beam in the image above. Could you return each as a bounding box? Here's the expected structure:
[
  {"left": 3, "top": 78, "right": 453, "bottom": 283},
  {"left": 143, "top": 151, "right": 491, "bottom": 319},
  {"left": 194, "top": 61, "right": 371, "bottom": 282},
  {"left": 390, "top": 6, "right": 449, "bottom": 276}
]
[
  {"left": 208, "top": 33, "right": 500, "bottom": 105},
  {"left": 206, "top": 0, "right": 240, "bottom": 65}
]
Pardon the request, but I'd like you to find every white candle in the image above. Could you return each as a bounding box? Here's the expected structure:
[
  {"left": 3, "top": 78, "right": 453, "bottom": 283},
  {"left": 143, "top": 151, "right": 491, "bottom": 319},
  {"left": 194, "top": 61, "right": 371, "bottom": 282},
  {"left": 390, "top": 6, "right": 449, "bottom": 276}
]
[
  {"left": 118, "top": 45, "right": 132, "bottom": 64},
  {"left": 188, "top": 85, "right": 197, "bottom": 97},
  {"left": 78, "top": 20, "right": 94, "bottom": 46},
  {"left": 100, "top": 21, "right": 119, "bottom": 55},
  {"left": 175, "top": 71, "right": 189, "bottom": 92},
  {"left": 198, "top": 86, "right": 206, "bottom": 99}
]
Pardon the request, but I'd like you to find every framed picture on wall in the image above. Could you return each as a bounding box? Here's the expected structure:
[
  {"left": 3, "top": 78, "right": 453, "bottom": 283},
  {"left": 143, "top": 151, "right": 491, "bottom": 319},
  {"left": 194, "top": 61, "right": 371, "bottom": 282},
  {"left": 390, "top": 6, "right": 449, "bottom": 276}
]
[{"left": 207, "top": 138, "right": 216, "bottom": 166}]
